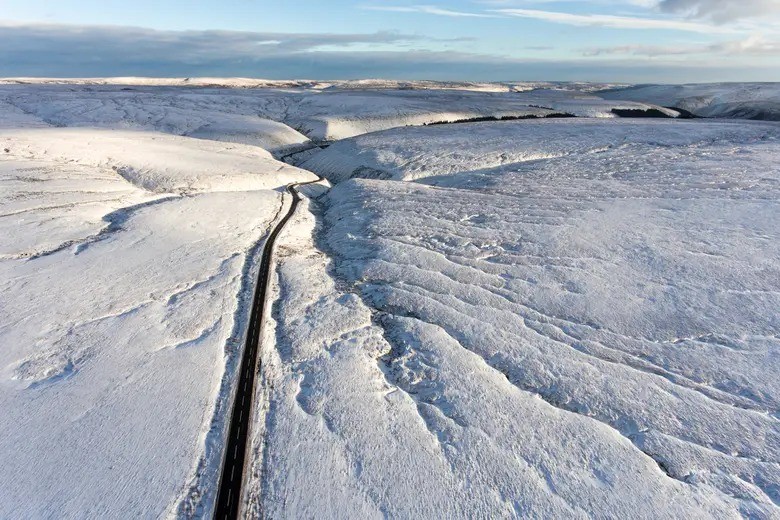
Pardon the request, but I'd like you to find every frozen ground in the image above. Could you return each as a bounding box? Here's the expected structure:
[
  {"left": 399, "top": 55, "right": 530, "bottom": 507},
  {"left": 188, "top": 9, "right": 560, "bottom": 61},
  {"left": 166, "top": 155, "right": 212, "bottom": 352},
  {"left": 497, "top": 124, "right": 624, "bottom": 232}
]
[
  {"left": 0, "top": 129, "right": 315, "bottom": 518},
  {"left": 259, "top": 118, "right": 780, "bottom": 518},
  {"left": 0, "top": 80, "right": 779, "bottom": 519}
]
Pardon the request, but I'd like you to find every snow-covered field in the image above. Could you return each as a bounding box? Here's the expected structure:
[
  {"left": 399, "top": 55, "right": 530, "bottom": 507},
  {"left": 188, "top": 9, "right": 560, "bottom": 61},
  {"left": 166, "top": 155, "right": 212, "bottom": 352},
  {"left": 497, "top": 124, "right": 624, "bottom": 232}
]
[
  {"left": 0, "top": 79, "right": 778, "bottom": 518},
  {"left": 0, "top": 128, "right": 315, "bottom": 518}
]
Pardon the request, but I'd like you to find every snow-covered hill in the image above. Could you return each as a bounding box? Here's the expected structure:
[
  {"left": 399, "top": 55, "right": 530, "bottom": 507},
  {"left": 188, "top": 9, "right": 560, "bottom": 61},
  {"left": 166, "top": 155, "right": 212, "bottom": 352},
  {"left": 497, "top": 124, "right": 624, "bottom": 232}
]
[
  {"left": 0, "top": 129, "right": 316, "bottom": 518},
  {"left": 266, "top": 118, "right": 780, "bottom": 518},
  {"left": 600, "top": 83, "right": 780, "bottom": 121},
  {"left": 0, "top": 80, "right": 778, "bottom": 519},
  {"left": 0, "top": 82, "right": 678, "bottom": 144}
]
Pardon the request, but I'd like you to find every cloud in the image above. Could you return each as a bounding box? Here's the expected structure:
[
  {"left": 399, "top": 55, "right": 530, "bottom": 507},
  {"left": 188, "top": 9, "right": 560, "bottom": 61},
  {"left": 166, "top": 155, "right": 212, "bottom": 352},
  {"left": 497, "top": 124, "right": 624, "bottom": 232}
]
[
  {"left": 494, "top": 8, "right": 733, "bottom": 32},
  {"left": 369, "top": 2, "right": 780, "bottom": 31},
  {"left": 713, "top": 35, "right": 780, "bottom": 53},
  {"left": 0, "top": 21, "right": 777, "bottom": 82},
  {"left": 361, "top": 5, "right": 497, "bottom": 17},
  {"left": 367, "top": 4, "right": 739, "bottom": 32},
  {"left": 656, "top": 0, "right": 780, "bottom": 23},
  {"left": 584, "top": 44, "right": 692, "bottom": 57},
  {"left": 0, "top": 21, "right": 432, "bottom": 63},
  {"left": 583, "top": 35, "right": 780, "bottom": 56}
]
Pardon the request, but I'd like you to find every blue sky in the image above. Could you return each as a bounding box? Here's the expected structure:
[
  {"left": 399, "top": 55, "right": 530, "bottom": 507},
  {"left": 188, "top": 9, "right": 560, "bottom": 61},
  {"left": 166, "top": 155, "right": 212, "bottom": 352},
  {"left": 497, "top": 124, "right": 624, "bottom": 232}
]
[{"left": 1, "top": 0, "right": 778, "bottom": 81}]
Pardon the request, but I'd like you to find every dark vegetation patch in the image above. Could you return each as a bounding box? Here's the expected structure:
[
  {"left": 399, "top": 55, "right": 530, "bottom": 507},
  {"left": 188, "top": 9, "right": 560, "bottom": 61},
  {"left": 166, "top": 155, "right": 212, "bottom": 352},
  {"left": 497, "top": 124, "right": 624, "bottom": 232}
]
[
  {"left": 611, "top": 108, "right": 674, "bottom": 118},
  {"left": 424, "top": 112, "right": 575, "bottom": 126}
]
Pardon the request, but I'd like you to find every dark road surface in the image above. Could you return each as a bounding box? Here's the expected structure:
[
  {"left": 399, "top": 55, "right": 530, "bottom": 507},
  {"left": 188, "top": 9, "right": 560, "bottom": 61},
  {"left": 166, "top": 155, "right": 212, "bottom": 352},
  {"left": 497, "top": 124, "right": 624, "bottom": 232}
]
[{"left": 214, "top": 178, "right": 322, "bottom": 520}]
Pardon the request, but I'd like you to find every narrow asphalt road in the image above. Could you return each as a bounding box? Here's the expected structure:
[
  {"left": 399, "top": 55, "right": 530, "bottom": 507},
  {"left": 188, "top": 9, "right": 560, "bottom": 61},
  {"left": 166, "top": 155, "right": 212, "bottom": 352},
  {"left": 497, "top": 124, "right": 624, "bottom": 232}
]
[{"left": 214, "top": 177, "right": 323, "bottom": 520}]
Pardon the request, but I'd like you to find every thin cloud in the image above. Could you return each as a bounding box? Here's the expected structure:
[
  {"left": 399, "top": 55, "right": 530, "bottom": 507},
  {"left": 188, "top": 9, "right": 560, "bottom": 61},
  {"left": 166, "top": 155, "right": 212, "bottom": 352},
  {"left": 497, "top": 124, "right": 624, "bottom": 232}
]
[
  {"left": 584, "top": 44, "right": 699, "bottom": 56},
  {"left": 584, "top": 35, "right": 780, "bottom": 56},
  {"left": 494, "top": 8, "right": 733, "bottom": 32},
  {"left": 362, "top": 3, "right": 736, "bottom": 32},
  {"left": 361, "top": 5, "right": 498, "bottom": 17},
  {"left": 657, "top": 0, "right": 780, "bottom": 23}
]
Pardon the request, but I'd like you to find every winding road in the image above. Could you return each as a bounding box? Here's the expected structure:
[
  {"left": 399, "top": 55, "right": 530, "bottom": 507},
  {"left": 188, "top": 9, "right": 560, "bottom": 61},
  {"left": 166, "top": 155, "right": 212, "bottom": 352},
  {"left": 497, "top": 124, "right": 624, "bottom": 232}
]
[{"left": 213, "top": 177, "right": 323, "bottom": 520}]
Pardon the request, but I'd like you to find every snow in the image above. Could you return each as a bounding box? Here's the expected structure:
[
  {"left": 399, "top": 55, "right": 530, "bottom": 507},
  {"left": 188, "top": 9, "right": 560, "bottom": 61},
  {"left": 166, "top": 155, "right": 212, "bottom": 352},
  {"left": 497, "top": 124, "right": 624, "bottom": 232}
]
[
  {"left": 0, "top": 77, "right": 318, "bottom": 89},
  {"left": 271, "top": 88, "right": 674, "bottom": 141},
  {"left": 260, "top": 118, "right": 780, "bottom": 517},
  {"left": 303, "top": 118, "right": 777, "bottom": 182},
  {"left": 514, "top": 88, "right": 680, "bottom": 119},
  {"left": 0, "top": 97, "right": 49, "bottom": 128},
  {"left": 0, "top": 82, "right": 675, "bottom": 145},
  {"left": 1, "top": 129, "right": 311, "bottom": 193},
  {"left": 1, "top": 79, "right": 779, "bottom": 518},
  {"left": 0, "top": 86, "right": 311, "bottom": 155},
  {"left": 0, "top": 128, "right": 315, "bottom": 518},
  {"left": 600, "top": 83, "right": 780, "bottom": 120},
  {"left": 0, "top": 77, "right": 625, "bottom": 93},
  {"left": 253, "top": 194, "right": 738, "bottom": 519}
]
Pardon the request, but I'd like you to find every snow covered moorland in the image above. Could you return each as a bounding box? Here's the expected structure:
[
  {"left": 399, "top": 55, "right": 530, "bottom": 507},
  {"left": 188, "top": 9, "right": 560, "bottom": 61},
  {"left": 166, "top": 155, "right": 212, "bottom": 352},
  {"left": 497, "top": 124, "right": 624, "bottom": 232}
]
[
  {"left": 0, "top": 80, "right": 678, "bottom": 145},
  {"left": 0, "top": 124, "right": 316, "bottom": 517},
  {"left": 0, "top": 80, "right": 779, "bottom": 518},
  {"left": 599, "top": 83, "right": 780, "bottom": 121},
  {"left": 260, "top": 118, "right": 780, "bottom": 518}
]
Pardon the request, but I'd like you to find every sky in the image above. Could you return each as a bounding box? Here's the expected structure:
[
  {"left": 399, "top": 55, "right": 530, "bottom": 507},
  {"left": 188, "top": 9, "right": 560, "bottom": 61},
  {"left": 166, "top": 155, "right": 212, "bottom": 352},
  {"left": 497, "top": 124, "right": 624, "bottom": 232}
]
[{"left": 0, "top": 0, "right": 778, "bottom": 82}]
